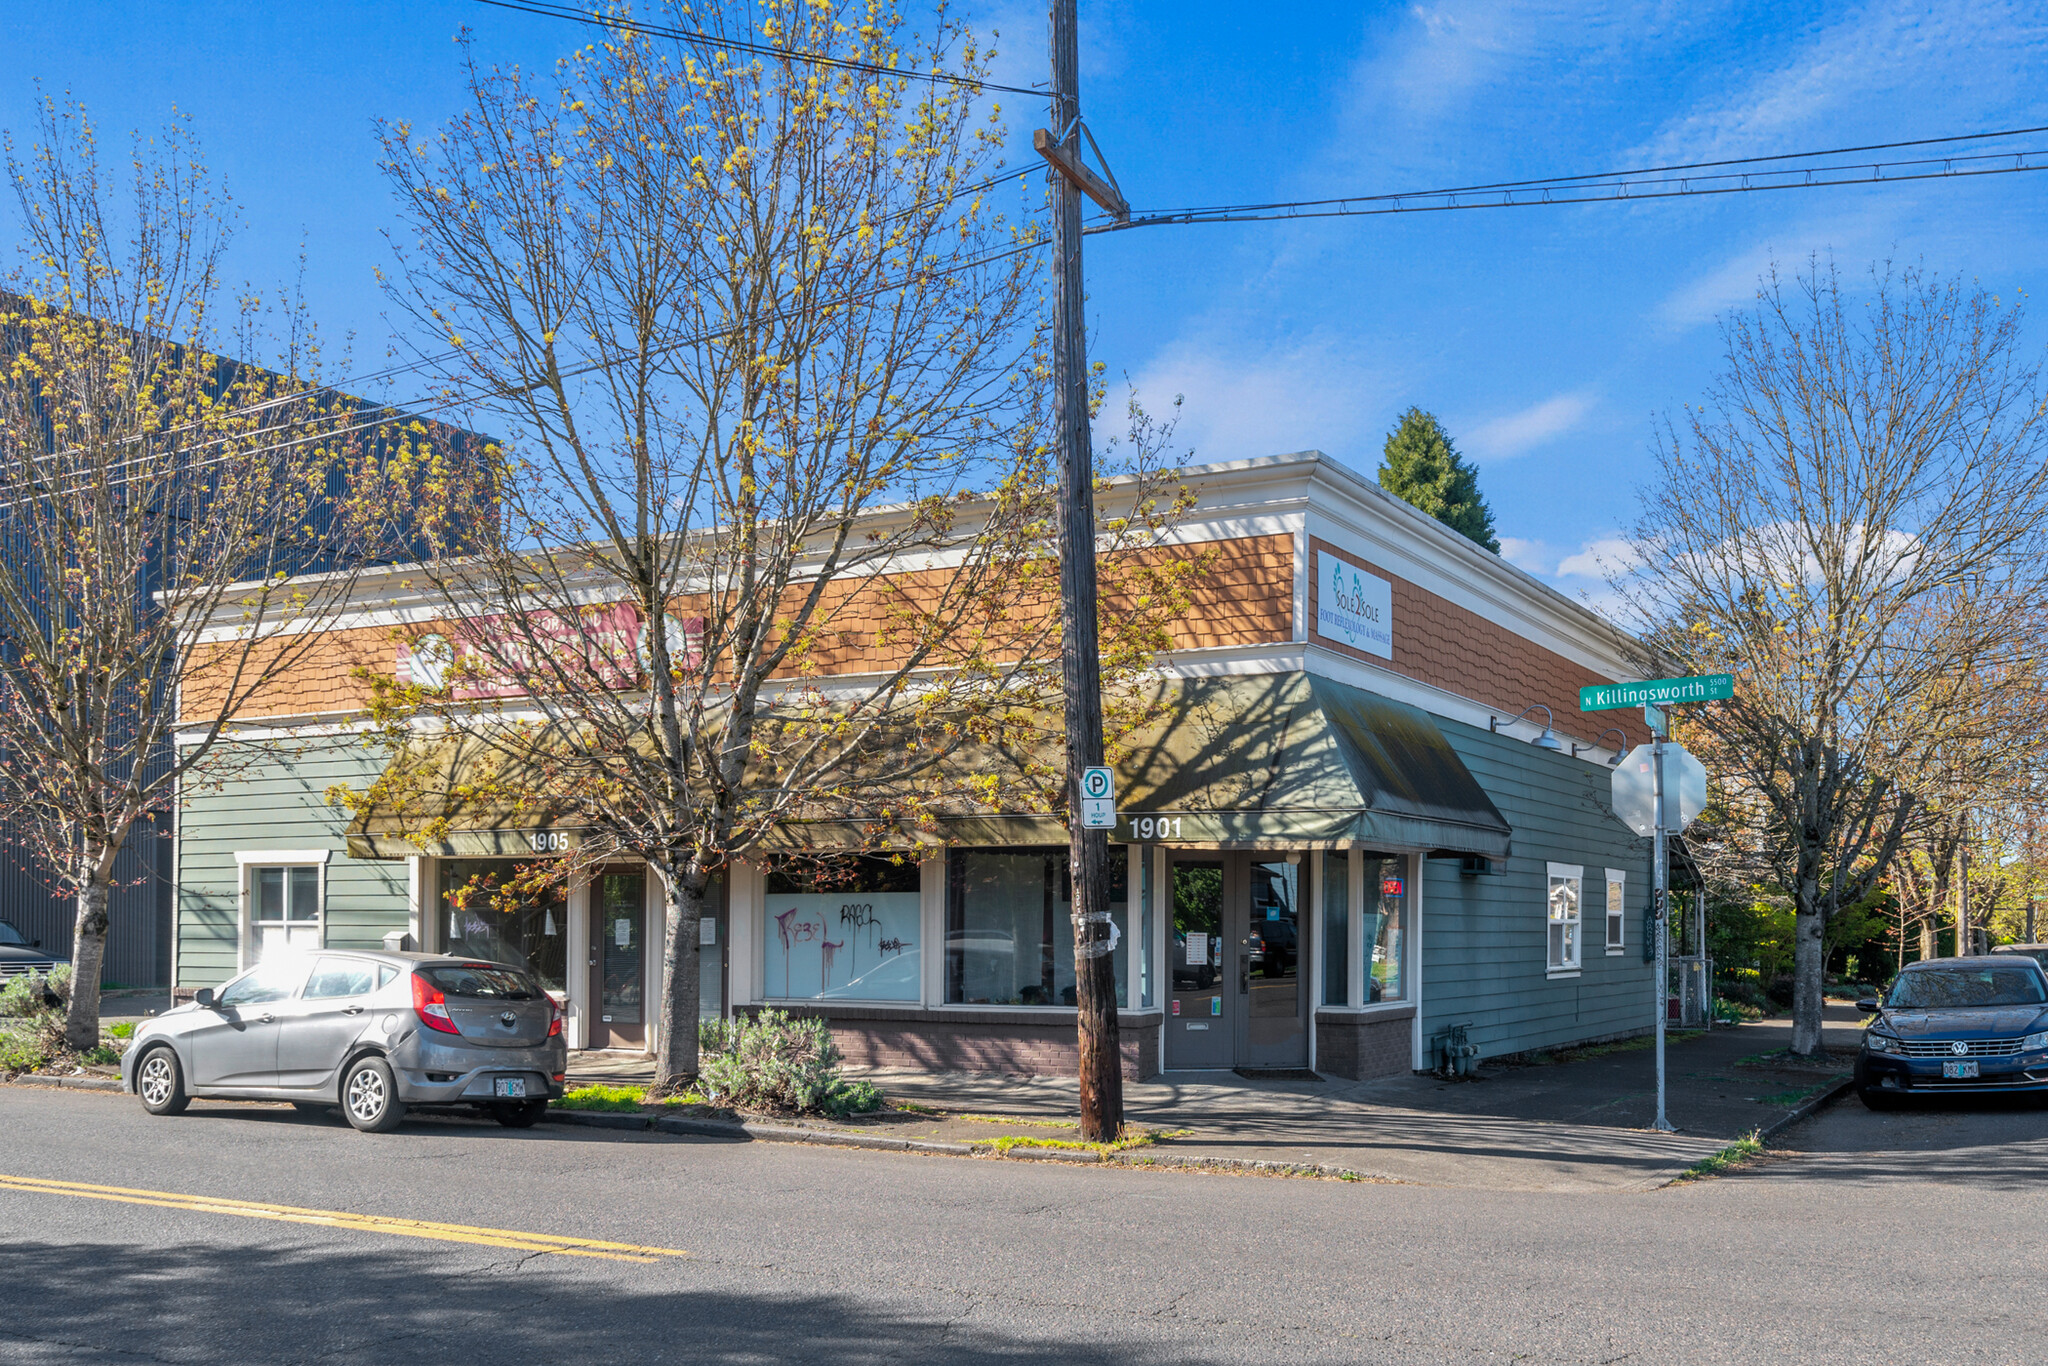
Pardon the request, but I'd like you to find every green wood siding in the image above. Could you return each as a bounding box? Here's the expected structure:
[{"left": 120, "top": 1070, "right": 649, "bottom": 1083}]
[
  {"left": 175, "top": 740, "right": 409, "bottom": 987},
  {"left": 1419, "top": 718, "right": 1654, "bottom": 1060}
]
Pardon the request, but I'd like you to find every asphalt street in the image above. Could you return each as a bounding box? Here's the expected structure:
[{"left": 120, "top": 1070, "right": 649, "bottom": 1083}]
[{"left": 2, "top": 1085, "right": 2044, "bottom": 1365}]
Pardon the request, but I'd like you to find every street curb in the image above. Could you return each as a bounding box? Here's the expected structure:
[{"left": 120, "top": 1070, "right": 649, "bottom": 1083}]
[
  {"left": 1109, "top": 1152, "right": 1393, "bottom": 1181},
  {"left": 1758, "top": 1075, "right": 1856, "bottom": 1144},
  {"left": 546, "top": 1108, "right": 980, "bottom": 1157},
  {"left": 3, "top": 1073, "right": 121, "bottom": 1093}
]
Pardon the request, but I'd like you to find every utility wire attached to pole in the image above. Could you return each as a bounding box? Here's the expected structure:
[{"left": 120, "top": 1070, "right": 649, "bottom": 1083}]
[{"left": 1044, "top": 0, "right": 1123, "bottom": 1144}]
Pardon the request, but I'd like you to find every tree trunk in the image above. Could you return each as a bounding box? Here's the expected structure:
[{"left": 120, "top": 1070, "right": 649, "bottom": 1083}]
[
  {"left": 66, "top": 860, "right": 110, "bottom": 1054},
  {"left": 649, "top": 860, "right": 705, "bottom": 1096},
  {"left": 1789, "top": 901, "right": 1826, "bottom": 1056}
]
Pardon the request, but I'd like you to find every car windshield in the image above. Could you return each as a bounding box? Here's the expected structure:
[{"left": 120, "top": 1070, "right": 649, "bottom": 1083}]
[
  {"left": 420, "top": 963, "right": 538, "bottom": 1000},
  {"left": 0, "top": 921, "right": 26, "bottom": 947},
  {"left": 1886, "top": 967, "right": 2048, "bottom": 1009}
]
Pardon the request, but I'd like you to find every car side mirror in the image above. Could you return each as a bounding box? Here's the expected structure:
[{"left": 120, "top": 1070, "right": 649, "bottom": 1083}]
[
  {"left": 1855, "top": 997, "right": 1879, "bottom": 1014},
  {"left": 193, "top": 987, "right": 217, "bottom": 1009}
]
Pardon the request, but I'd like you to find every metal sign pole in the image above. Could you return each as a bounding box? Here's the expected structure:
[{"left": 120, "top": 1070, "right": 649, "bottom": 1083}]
[{"left": 1651, "top": 721, "right": 1674, "bottom": 1132}]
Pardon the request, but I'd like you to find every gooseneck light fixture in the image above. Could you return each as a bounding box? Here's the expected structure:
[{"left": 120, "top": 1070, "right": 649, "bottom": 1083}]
[
  {"left": 1491, "top": 704, "right": 1564, "bottom": 751},
  {"left": 1572, "top": 727, "right": 1633, "bottom": 765}
]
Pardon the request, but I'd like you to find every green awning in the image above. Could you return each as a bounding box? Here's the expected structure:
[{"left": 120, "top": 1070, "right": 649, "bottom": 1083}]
[
  {"left": 347, "top": 673, "right": 1512, "bottom": 860},
  {"left": 1098, "top": 673, "right": 1511, "bottom": 856}
]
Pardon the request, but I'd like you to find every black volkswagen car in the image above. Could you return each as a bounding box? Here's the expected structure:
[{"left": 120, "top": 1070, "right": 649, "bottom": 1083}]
[{"left": 1856, "top": 957, "right": 2048, "bottom": 1109}]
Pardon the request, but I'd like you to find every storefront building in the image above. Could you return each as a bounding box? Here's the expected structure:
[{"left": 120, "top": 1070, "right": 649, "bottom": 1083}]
[{"left": 172, "top": 451, "right": 1655, "bottom": 1079}]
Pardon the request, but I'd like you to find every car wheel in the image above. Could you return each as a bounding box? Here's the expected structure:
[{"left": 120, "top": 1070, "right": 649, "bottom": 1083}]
[
  {"left": 492, "top": 1099, "right": 550, "bottom": 1129},
  {"left": 1858, "top": 1086, "right": 1902, "bottom": 1112},
  {"left": 135, "top": 1046, "right": 189, "bottom": 1116},
  {"left": 341, "top": 1057, "right": 406, "bottom": 1133}
]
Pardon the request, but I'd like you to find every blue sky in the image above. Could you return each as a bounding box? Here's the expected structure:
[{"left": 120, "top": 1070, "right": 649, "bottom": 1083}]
[{"left": 6, "top": 1, "right": 2046, "bottom": 609}]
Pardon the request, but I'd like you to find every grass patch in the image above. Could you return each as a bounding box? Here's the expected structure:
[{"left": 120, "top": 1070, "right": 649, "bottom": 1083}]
[
  {"left": 889, "top": 1100, "right": 941, "bottom": 1115},
  {"left": 955, "top": 1112, "right": 1079, "bottom": 1130},
  {"left": 1674, "top": 1132, "right": 1763, "bottom": 1183},
  {"left": 558, "top": 1084, "right": 648, "bottom": 1111},
  {"left": 988, "top": 1125, "right": 1187, "bottom": 1157},
  {"left": 106, "top": 1022, "right": 136, "bottom": 1040},
  {"left": 1750, "top": 1080, "right": 1838, "bottom": 1107}
]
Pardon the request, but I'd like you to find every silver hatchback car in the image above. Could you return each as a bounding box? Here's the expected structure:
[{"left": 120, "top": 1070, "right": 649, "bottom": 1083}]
[{"left": 120, "top": 951, "right": 567, "bottom": 1132}]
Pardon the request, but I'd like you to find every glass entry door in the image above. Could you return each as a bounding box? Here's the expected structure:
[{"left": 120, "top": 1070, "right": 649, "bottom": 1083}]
[
  {"left": 1240, "top": 857, "right": 1307, "bottom": 1069},
  {"left": 1162, "top": 853, "right": 1310, "bottom": 1072},
  {"left": 1165, "top": 857, "right": 1232, "bottom": 1069},
  {"left": 589, "top": 869, "right": 647, "bottom": 1049}
]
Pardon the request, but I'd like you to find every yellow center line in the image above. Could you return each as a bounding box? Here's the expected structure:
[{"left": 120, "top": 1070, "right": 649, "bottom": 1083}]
[{"left": 0, "top": 1175, "right": 687, "bottom": 1264}]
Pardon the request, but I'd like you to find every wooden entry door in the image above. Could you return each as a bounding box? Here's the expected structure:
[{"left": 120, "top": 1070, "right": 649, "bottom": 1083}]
[{"left": 588, "top": 869, "right": 647, "bottom": 1050}]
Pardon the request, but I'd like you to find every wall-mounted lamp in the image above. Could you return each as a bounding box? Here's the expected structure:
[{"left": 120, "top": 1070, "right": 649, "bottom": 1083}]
[
  {"left": 1490, "top": 704, "right": 1563, "bottom": 751},
  {"left": 1571, "top": 727, "right": 1632, "bottom": 765}
]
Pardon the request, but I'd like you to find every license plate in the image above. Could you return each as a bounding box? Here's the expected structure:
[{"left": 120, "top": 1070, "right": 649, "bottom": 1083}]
[
  {"left": 1942, "top": 1060, "right": 1979, "bottom": 1079},
  {"left": 492, "top": 1077, "right": 528, "bottom": 1098}
]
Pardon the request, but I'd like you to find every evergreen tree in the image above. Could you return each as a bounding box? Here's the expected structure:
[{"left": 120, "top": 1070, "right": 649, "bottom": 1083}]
[{"left": 1376, "top": 407, "right": 1500, "bottom": 552}]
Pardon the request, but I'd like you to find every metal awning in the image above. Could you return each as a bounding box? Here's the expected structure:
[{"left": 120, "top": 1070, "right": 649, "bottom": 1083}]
[
  {"left": 346, "top": 673, "right": 1512, "bottom": 860},
  {"left": 1100, "top": 672, "right": 1512, "bottom": 856},
  {"left": 345, "top": 728, "right": 588, "bottom": 860}
]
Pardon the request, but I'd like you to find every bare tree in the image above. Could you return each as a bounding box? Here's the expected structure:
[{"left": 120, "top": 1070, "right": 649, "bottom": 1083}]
[
  {"left": 0, "top": 99, "right": 404, "bottom": 1050},
  {"left": 1625, "top": 259, "right": 2048, "bottom": 1055},
  {"left": 346, "top": 3, "right": 1201, "bottom": 1095}
]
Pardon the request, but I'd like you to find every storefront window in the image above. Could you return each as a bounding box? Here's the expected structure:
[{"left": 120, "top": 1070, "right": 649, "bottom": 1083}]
[
  {"left": 440, "top": 860, "right": 568, "bottom": 995},
  {"left": 763, "top": 856, "right": 921, "bottom": 1001},
  {"left": 946, "top": 848, "right": 1127, "bottom": 1007},
  {"left": 1322, "top": 851, "right": 1348, "bottom": 1006},
  {"left": 1365, "top": 860, "right": 1405, "bottom": 1002}
]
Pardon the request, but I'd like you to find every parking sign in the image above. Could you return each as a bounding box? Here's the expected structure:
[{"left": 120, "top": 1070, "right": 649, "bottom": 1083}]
[{"left": 1079, "top": 766, "right": 1116, "bottom": 830}]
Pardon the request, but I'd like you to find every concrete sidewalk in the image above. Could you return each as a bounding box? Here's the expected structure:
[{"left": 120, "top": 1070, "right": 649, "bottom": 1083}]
[
  {"left": 567, "top": 1006, "right": 1862, "bottom": 1191},
  {"left": 859, "top": 1008, "right": 1860, "bottom": 1191}
]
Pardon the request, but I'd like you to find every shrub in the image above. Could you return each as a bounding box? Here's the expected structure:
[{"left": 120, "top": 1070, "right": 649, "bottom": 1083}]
[
  {"left": 0, "top": 1011, "right": 64, "bottom": 1074},
  {"left": 107, "top": 1021, "right": 135, "bottom": 1040},
  {"left": 0, "top": 970, "right": 60, "bottom": 1018},
  {"left": 699, "top": 1009, "right": 881, "bottom": 1117}
]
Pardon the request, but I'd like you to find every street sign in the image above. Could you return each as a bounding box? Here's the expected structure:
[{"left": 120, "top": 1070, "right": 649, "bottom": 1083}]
[
  {"left": 1079, "top": 765, "right": 1117, "bottom": 830},
  {"left": 1580, "top": 674, "right": 1733, "bottom": 712},
  {"left": 1609, "top": 743, "right": 1707, "bottom": 837},
  {"left": 1642, "top": 702, "right": 1666, "bottom": 737}
]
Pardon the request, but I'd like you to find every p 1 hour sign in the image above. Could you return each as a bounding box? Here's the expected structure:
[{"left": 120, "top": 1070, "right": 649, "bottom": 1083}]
[{"left": 1079, "top": 766, "right": 1117, "bottom": 830}]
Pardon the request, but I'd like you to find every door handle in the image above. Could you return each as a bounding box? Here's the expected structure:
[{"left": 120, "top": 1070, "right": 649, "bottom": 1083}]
[
  {"left": 342, "top": 1006, "right": 365, "bottom": 1016},
  {"left": 258, "top": 1014, "right": 276, "bottom": 1024}
]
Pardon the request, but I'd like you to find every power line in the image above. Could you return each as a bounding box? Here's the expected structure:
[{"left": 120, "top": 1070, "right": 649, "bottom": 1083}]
[
  {"left": 1095, "top": 138, "right": 2048, "bottom": 233},
  {"left": 472, "top": 0, "right": 1045, "bottom": 98}
]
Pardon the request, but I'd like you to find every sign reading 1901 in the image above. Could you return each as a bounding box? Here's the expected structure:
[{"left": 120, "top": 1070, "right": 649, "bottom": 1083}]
[{"left": 1127, "top": 815, "right": 1185, "bottom": 840}]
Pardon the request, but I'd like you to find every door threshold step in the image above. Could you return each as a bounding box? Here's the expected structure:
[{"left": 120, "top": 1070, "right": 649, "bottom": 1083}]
[{"left": 1233, "top": 1068, "right": 1321, "bottom": 1081}]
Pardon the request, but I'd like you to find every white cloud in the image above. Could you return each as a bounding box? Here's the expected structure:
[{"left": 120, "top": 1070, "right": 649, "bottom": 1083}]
[
  {"left": 1556, "top": 536, "right": 1641, "bottom": 579},
  {"left": 1497, "top": 536, "right": 1555, "bottom": 575},
  {"left": 1124, "top": 335, "right": 1406, "bottom": 466},
  {"left": 1463, "top": 391, "right": 1596, "bottom": 462}
]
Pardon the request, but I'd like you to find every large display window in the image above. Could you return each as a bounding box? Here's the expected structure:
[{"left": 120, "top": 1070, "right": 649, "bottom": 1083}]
[
  {"left": 762, "top": 855, "right": 922, "bottom": 1001},
  {"left": 946, "top": 848, "right": 1128, "bottom": 1007},
  {"left": 439, "top": 859, "right": 569, "bottom": 995}
]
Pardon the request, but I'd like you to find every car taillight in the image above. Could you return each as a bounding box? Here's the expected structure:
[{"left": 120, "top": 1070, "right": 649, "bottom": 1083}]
[
  {"left": 411, "top": 973, "right": 460, "bottom": 1034},
  {"left": 547, "top": 1000, "right": 562, "bottom": 1038}
]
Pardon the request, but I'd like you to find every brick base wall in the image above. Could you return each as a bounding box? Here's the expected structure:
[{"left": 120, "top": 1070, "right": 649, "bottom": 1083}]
[
  {"left": 1315, "top": 1007, "right": 1416, "bottom": 1080},
  {"left": 749, "top": 1004, "right": 1163, "bottom": 1080}
]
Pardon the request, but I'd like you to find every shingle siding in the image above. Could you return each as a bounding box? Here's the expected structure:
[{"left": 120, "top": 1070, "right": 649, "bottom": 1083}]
[
  {"left": 1420, "top": 718, "right": 1653, "bottom": 1061},
  {"left": 176, "top": 740, "right": 410, "bottom": 987}
]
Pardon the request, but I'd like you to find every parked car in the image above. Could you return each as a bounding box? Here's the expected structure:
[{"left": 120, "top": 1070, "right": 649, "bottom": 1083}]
[
  {"left": 0, "top": 918, "right": 66, "bottom": 981},
  {"left": 120, "top": 951, "right": 566, "bottom": 1132},
  {"left": 1855, "top": 956, "right": 2048, "bottom": 1109},
  {"left": 1991, "top": 943, "right": 2048, "bottom": 974}
]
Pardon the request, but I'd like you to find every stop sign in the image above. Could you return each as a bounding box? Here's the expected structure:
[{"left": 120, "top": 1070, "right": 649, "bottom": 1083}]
[{"left": 1610, "top": 743, "right": 1707, "bottom": 837}]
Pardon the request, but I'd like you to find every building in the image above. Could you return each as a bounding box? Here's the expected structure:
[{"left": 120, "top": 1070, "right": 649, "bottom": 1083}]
[{"left": 171, "top": 451, "right": 1656, "bottom": 1078}]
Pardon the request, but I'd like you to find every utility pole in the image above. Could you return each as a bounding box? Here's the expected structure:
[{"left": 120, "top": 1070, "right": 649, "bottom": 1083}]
[{"left": 1045, "top": 0, "right": 1124, "bottom": 1144}]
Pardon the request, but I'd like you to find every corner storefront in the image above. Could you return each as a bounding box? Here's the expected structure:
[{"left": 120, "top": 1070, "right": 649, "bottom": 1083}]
[{"left": 173, "top": 451, "right": 1658, "bottom": 1080}]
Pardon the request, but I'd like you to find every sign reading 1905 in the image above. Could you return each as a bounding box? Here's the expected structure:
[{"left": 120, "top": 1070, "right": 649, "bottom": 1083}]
[{"left": 1579, "top": 674, "right": 1733, "bottom": 712}]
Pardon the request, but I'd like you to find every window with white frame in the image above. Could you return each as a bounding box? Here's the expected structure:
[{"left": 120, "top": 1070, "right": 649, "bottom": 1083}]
[
  {"left": 1546, "top": 863, "right": 1583, "bottom": 973},
  {"left": 250, "top": 864, "right": 322, "bottom": 961},
  {"left": 1605, "top": 868, "right": 1626, "bottom": 954}
]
